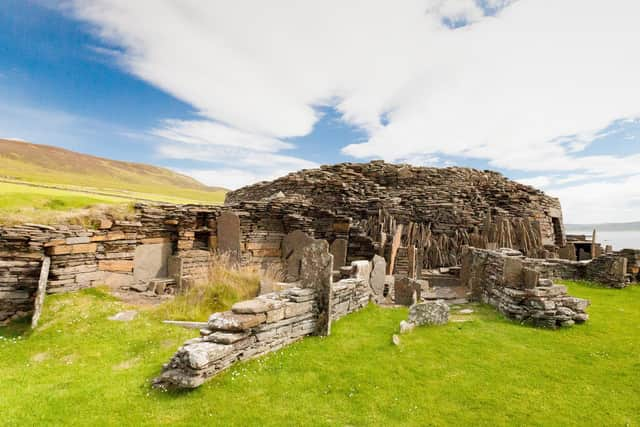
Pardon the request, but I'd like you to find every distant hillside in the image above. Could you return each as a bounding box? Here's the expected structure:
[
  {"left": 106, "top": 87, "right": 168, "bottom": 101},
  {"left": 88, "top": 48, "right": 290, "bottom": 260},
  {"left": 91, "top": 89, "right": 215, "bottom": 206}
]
[
  {"left": 0, "top": 139, "right": 226, "bottom": 203},
  {"left": 565, "top": 221, "right": 640, "bottom": 232}
]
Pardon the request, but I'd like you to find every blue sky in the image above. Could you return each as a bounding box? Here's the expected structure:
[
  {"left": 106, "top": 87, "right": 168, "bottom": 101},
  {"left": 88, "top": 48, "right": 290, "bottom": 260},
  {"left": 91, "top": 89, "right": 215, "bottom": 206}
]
[{"left": 1, "top": 0, "right": 639, "bottom": 223}]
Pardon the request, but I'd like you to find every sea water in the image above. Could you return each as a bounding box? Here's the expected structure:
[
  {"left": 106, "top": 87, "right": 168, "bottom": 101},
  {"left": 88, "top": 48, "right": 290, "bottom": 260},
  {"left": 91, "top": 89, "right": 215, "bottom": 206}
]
[{"left": 569, "top": 230, "right": 640, "bottom": 251}]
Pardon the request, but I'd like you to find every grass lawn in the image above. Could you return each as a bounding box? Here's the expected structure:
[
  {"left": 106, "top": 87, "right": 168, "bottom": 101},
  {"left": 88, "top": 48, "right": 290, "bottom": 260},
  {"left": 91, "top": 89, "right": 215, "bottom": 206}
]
[
  {"left": 0, "top": 181, "right": 225, "bottom": 225},
  {"left": 0, "top": 282, "right": 638, "bottom": 426}
]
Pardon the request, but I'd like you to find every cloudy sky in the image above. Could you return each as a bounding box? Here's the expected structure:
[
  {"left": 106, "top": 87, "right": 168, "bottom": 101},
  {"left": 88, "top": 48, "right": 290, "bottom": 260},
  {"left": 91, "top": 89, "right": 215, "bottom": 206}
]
[{"left": 1, "top": 0, "right": 639, "bottom": 223}]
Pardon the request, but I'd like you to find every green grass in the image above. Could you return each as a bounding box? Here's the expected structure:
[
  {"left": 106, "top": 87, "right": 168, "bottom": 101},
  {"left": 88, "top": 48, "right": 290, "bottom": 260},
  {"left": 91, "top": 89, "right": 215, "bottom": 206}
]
[
  {"left": 0, "top": 140, "right": 227, "bottom": 203},
  {"left": 1, "top": 282, "right": 638, "bottom": 426},
  {"left": 0, "top": 182, "right": 124, "bottom": 210},
  {"left": 0, "top": 181, "right": 226, "bottom": 225}
]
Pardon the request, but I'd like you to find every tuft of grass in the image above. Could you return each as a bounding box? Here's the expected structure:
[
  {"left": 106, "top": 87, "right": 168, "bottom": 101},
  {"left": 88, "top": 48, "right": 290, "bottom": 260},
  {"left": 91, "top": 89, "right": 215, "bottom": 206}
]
[
  {"left": 153, "top": 253, "right": 267, "bottom": 321},
  {"left": 0, "top": 282, "right": 638, "bottom": 425}
]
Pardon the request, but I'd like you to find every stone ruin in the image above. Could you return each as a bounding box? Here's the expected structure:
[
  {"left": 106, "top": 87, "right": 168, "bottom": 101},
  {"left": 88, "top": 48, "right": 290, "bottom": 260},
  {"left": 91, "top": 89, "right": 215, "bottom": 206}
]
[{"left": 0, "top": 160, "right": 637, "bottom": 388}]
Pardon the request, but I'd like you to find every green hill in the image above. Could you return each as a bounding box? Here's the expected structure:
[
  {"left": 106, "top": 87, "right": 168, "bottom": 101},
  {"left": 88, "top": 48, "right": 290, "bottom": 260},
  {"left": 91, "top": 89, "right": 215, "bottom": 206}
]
[{"left": 0, "top": 139, "right": 226, "bottom": 203}]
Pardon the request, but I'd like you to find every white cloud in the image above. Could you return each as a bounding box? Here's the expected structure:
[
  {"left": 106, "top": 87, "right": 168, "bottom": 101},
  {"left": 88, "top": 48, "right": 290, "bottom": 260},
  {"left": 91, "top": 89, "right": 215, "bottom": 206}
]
[
  {"left": 67, "top": 0, "right": 640, "bottom": 220},
  {"left": 548, "top": 175, "right": 640, "bottom": 224},
  {"left": 177, "top": 167, "right": 304, "bottom": 190}
]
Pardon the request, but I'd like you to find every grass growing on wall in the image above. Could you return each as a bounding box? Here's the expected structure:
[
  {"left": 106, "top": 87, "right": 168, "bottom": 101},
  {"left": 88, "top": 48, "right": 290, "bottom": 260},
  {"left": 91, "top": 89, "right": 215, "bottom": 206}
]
[{"left": 0, "top": 282, "right": 638, "bottom": 426}]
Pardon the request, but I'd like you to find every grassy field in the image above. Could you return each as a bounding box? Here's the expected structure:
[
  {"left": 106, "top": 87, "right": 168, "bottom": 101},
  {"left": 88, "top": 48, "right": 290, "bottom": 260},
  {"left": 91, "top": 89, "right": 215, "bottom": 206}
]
[
  {"left": 0, "top": 139, "right": 227, "bottom": 203},
  {"left": 0, "top": 281, "right": 638, "bottom": 426},
  {"left": 0, "top": 181, "right": 226, "bottom": 225}
]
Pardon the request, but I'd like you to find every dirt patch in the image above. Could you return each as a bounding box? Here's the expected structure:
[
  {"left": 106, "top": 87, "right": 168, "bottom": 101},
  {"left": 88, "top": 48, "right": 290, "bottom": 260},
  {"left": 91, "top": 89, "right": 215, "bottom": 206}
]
[
  {"left": 112, "top": 357, "right": 140, "bottom": 371},
  {"left": 31, "top": 352, "right": 49, "bottom": 363}
]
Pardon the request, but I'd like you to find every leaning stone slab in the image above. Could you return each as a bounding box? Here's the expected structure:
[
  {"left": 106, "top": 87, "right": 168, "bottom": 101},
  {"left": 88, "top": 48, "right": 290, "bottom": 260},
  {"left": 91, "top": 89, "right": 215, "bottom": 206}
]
[
  {"left": 408, "top": 300, "right": 449, "bottom": 326},
  {"left": 31, "top": 256, "right": 50, "bottom": 329},
  {"left": 208, "top": 311, "right": 266, "bottom": 331}
]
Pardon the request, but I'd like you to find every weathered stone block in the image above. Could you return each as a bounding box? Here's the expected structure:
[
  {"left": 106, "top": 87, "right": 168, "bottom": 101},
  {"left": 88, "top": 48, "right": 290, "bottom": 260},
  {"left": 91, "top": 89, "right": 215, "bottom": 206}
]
[
  {"left": 408, "top": 301, "right": 449, "bottom": 326},
  {"left": 208, "top": 311, "right": 266, "bottom": 331},
  {"left": 232, "top": 298, "right": 281, "bottom": 314}
]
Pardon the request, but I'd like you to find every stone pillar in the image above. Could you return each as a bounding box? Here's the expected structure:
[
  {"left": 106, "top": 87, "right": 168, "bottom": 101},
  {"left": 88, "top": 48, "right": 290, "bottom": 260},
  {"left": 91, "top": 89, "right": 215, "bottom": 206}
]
[
  {"left": 300, "top": 240, "right": 333, "bottom": 336},
  {"left": 330, "top": 238, "right": 348, "bottom": 269}
]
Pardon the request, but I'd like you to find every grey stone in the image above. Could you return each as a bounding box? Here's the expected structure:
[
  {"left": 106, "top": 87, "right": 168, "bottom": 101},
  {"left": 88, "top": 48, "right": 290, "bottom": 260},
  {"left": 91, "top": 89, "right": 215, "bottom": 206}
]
[
  {"left": 329, "top": 239, "right": 348, "bottom": 269},
  {"left": 522, "top": 268, "right": 540, "bottom": 289},
  {"left": 183, "top": 342, "right": 234, "bottom": 369},
  {"left": 394, "top": 276, "right": 421, "bottom": 306},
  {"left": 503, "top": 256, "right": 524, "bottom": 287},
  {"left": 231, "top": 298, "right": 280, "bottom": 314},
  {"left": 133, "top": 243, "right": 172, "bottom": 283},
  {"left": 208, "top": 311, "right": 266, "bottom": 331},
  {"left": 282, "top": 230, "right": 314, "bottom": 281},
  {"left": 31, "top": 256, "right": 50, "bottom": 329},
  {"left": 399, "top": 320, "right": 415, "bottom": 334},
  {"left": 204, "top": 331, "right": 250, "bottom": 344},
  {"left": 408, "top": 300, "right": 449, "bottom": 326},
  {"left": 351, "top": 260, "right": 372, "bottom": 285},
  {"left": 370, "top": 255, "right": 386, "bottom": 298},
  {"left": 300, "top": 240, "right": 333, "bottom": 336}
]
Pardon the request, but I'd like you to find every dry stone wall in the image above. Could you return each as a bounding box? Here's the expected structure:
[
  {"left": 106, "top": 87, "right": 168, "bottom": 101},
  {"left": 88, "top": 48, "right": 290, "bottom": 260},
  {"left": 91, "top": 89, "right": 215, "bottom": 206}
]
[
  {"left": 461, "top": 247, "right": 591, "bottom": 328},
  {"left": 226, "top": 161, "right": 566, "bottom": 269},
  {"left": 154, "top": 249, "right": 374, "bottom": 390},
  {"left": 0, "top": 199, "right": 355, "bottom": 323}
]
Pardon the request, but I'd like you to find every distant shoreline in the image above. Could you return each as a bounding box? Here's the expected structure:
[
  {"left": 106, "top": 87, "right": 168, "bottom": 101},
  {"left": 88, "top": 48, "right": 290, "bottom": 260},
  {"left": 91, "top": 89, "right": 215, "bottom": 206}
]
[{"left": 565, "top": 221, "right": 640, "bottom": 232}]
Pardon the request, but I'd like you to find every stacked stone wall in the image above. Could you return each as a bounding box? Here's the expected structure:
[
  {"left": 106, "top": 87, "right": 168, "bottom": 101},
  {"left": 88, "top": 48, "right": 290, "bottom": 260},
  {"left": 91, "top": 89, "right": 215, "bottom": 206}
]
[
  {"left": 226, "top": 161, "right": 566, "bottom": 268},
  {"left": 461, "top": 247, "right": 590, "bottom": 328},
  {"left": 154, "top": 254, "right": 373, "bottom": 389}
]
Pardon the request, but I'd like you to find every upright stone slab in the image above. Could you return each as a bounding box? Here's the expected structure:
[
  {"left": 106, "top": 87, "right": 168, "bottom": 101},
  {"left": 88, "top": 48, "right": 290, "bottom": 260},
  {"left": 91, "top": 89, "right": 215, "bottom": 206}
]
[
  {"left": 370, "top": 255, "right": 386, "bottom": 299},
  {"left": 351, "top": 260, "right": 372, "bottom": 285},
  {"left": 394, "top": 276, "right": 421, "bottom": 306},
  {"left": 31, "top": 256, "right": 50, "bottom": 329},
  {"left": 133, "top": 243, "right": 172, "bottom": 283},
  {"left": 502, "top": 256, "right": 524, "bottom": 287},
  {"left": 330, "top": 239, "right": 348, "bottom": 269},
  {"left": 282, "top": 230, "right": 314, "bottom": 281},
  {"left": 300, "top": 240, "right": 333, "bottom": 336},
  {"left": 217, "top": 212, "right": 241, "bottom": 260}
]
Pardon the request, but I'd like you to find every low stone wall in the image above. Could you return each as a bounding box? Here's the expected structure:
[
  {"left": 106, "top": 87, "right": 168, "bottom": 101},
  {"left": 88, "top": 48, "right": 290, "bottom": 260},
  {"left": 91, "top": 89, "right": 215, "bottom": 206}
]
[
  {"left": 461, "top": 247, "right": 590, "bottom": 328},
  {"left": 582, "top": 254, "right": 628, "bottom": 288},
  {"left": 154, "top": 287, "right": 320, "bottom": 389},
  {"left": 490, "top": 252, "right": 628, "bottom": 288},
  {"left": 154, "top": 251, "right": 375, "bottom": 389}
]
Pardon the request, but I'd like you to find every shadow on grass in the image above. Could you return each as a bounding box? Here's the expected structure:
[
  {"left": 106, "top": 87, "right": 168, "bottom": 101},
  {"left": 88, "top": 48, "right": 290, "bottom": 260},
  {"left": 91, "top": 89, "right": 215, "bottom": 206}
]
[{"left": 0, "top": 315, "right": 32, "bottom": 338}]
